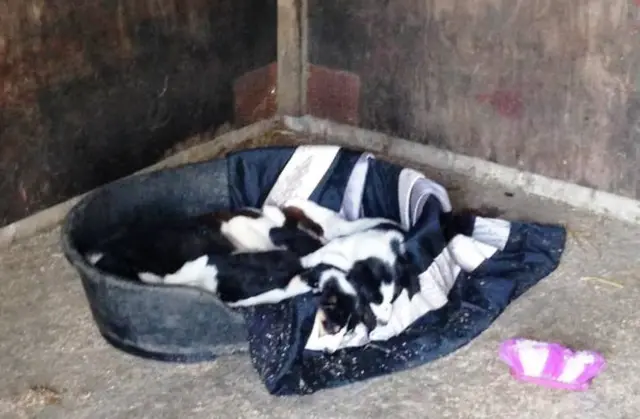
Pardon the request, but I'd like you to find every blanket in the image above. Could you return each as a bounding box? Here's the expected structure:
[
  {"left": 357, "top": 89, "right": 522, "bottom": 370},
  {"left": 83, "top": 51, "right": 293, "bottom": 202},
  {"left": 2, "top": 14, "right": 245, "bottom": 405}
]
[{"left": 225, "top": 145, "right": 566, "bottom": 395}]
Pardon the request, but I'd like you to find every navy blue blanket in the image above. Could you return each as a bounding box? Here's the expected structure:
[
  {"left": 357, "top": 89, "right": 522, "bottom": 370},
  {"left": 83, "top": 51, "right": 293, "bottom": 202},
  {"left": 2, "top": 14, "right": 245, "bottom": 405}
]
[{"left": 226, "top": 145, "right": 566, "bottom": 396}]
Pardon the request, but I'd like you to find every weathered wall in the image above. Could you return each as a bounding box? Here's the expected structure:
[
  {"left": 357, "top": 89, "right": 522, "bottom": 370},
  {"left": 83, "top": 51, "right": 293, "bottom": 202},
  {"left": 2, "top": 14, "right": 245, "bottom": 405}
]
[
  {"left": 0, "top": 0, "right": 276, "bottom": 226},
  {"left": 309, "top": 0, "right": 640, "bottom": 199}
]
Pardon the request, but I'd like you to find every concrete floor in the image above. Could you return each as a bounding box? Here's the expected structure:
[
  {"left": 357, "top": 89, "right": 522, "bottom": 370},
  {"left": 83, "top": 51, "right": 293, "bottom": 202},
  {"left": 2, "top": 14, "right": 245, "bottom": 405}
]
[{"left": 1, "top": 165, "right": 640, "bottom": 419}]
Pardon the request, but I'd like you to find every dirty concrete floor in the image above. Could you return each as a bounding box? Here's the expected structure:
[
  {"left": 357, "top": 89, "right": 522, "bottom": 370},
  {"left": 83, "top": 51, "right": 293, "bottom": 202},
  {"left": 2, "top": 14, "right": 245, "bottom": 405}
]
[{"left": 1, "top": 166, "right": 640, "bottom": 419}]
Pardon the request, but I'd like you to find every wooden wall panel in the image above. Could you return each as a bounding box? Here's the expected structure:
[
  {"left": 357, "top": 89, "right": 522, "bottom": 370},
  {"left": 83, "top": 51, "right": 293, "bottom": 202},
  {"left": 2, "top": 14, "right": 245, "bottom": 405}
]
[
  {"left": 0, "top": 0, "right": 276, "bottom": 226},
  {"left": 309, "top": 0, "right": 640, "bottom": 199}
]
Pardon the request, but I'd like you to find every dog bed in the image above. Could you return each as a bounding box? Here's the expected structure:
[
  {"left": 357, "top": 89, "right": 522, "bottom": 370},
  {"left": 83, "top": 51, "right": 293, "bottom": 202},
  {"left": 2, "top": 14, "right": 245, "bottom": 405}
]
[{"left": 62, "top": 145, "right": 566, "bottom": 395}]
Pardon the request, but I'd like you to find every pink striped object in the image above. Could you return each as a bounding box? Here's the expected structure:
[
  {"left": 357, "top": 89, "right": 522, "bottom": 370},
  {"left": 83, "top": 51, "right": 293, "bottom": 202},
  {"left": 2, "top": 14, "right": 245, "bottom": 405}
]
[{"left": 499, "top": 338, "right": 606, "bottom": 391}]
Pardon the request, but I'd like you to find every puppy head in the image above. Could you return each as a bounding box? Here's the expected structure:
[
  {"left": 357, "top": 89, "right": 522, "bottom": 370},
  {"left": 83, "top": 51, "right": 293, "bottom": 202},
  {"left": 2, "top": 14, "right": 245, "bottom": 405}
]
[
  {"left": 348, "top": 259, "right": 398, "bottom": 325},
  {"left": 317, "top": 276, "right": 355, "bottom": 335},
  {"left": 315, "top": 268, "right": 378, "bottom": 335}
]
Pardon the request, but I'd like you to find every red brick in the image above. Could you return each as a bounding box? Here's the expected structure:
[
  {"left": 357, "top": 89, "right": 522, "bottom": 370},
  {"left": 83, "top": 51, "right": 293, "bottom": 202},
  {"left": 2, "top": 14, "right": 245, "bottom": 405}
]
[
  {"left": 307, "top": 64, "right": 360, "bottom": 125},
  {"left": 233, "top": 62, "right": 277, "bottom": 126},
  {"left": 233, "top": 62, "right": 361, "bottom": 126}
]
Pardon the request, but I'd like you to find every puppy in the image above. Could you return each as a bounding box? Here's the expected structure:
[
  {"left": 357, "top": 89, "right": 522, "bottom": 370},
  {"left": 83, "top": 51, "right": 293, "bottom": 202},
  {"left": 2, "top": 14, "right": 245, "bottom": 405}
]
[
  {"left": 85, "top": 214, "right": 237, "bottom": 280},
  {"left": 283, "top": 198, "right": 403, "bottom": 240},
  {"left": 311, "top": 251, "right": 414, "bottom": 338},
  {"left": 141, "top": 249, "right": 312, "bottom": 308},
  {"left": 301, "top": 224, "right": 406, "bottom": 323},
  {"left": 311, "top": 266, "right": 378, "bottom": 336},
  {"left": 86, "top": 204, "right": 324, "bottom": 281}
]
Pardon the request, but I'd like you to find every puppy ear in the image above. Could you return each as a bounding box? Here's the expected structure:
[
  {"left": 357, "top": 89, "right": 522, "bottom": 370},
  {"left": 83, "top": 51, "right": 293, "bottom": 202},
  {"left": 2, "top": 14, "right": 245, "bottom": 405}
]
[
  {"left": 281, "top": 206, "right": 325, "bottom": 237},
  {"left": 206, "top": 209, "right": 236, "bottom": 222},
  {"left": 299, "top": 265, "right": 325, "bottom": 290},
  {"left": 368, "top": 259, "right": 393, "bottom": 283},
  {"left": 347, "top": 262, "right": 382, "bottom": 304},
  {"left": 194, "top": 212, "right": 227, "bottom": 229}
]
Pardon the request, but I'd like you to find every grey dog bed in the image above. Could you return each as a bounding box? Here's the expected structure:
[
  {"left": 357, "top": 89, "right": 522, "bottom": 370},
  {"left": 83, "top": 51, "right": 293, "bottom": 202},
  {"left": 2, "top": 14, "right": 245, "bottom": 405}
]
[{"left": 61, "top": 157, "right": 249, "bottom": 361}]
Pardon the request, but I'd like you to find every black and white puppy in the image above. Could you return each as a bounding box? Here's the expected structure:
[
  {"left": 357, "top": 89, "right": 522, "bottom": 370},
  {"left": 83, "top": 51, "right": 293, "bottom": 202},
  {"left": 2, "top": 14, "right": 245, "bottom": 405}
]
[
  {"left": 300, "top": 226, "right": 408, "bottom": 336},
  {"left": 85, "top": 204, "right": 324, "bottom": 282},
  {"left": 310, "top": 264, "right": 378, "bottom": 335},
  {"left": 215, "top": 205, "right": 324, "bottom": 254},
  {"left": 284, "top": 198, "right": 401, "bottom": 241},
  {"left": 140, "top": 249, "right": 311, "bottom": 308},
  {"left": 132, "top": 205, "right": 327, "bottom": 307},
  {"left": 285, "top": 199, "right": 411, "bottom": 336},
  {"left": 85, "top": 212, "right": 237, "bottom": 280},
  {"left": 315, "top": 254, "right": 416, "bottom": 336}
]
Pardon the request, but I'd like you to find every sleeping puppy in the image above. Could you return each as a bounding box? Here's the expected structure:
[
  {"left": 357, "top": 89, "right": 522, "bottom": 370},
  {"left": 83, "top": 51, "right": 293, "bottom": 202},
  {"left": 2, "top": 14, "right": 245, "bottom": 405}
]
[
  {"left": 85, "top": 214, "right": 238, "bottom": 280},
  {"left": 274, "top": 199, "right": 412, "bottom": 337},
  {"left": 311, "top": 265, "right": 379, "bottom": 336},
  {"left": 201, "top": 205, "right": 326, "bottom": 256},
  {"left": 310, "top": 252, "right": 413, "bottom": 338},
  {"left": 268, "top": 206, "right": 326, "bottom": 256},
  {"left": 301, "top": 223, "right": 407, "bottom": 325},
  {"left": 131, "top": 204, "right": 326, "bottom": 306},
  {"left": 139, "top": 249, "right": 312, "bottom": 308},
  {"left": 283, "top": 198, "right": 404, "bottom": 240},
  {"left": 85, "top": 204, "right": 325, "bottom": 281},
  {"left": 213, "top": 205, "right": 324, "bottom": 254}
]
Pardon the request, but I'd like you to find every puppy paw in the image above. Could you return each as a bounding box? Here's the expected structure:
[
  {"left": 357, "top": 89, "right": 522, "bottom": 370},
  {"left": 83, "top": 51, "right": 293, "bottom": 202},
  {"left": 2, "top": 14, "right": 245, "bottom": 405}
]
[
  {"left": 138, "top": 272, "right": 164, "bottom": 283},
  {"left": 370, "top": 301, "right": 393, "bottom": 325}
]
